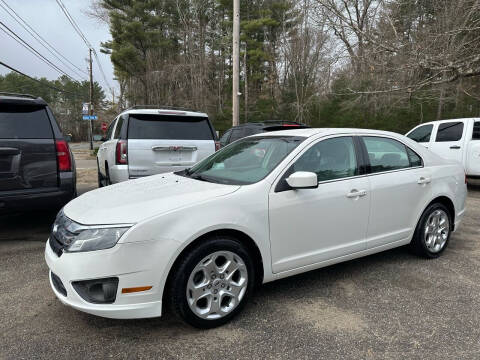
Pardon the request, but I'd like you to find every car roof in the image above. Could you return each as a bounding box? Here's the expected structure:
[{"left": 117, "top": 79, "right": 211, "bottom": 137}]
[
  {"left": 120, "top": 108, "right": 208, "bottom": 118},
  {"left": 0, "top": 93, "right": 47, "bottom": 107},
  {"left": 251, "top": 128, "right": 404, "bottom": 138},
  {"left": 411, "top": 118, "right": 480, "bottom": 126}
]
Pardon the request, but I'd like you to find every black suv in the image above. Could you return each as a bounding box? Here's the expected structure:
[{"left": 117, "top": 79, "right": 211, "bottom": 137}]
[
  {"left": 219, "top": 121, "right": 309, "bottom": 147},
  {"left": 0, "top": 93, "right": 76, "bottom": 214}
]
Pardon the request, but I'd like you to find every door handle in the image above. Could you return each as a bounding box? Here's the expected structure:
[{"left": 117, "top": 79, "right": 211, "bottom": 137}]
[
  {"left": 450, "top": 145, "right": 461, "bottom": 149},
  {"left": 346, "top": 189, "right": 367, "bottom": 198},
  {"left": 417, "top": 176, "right": 431, "bottom": 185}
]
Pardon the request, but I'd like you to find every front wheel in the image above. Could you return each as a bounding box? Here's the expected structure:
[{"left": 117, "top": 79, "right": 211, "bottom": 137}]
[
  {"left": 410, "top": 203, "right": 451, "bottom": 258},
  {"left": 169, "top": 237, "right": 255, "bottom": 328}
]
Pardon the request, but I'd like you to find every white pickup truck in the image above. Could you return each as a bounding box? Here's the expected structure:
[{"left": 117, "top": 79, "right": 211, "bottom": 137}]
[{"left": 406, "top": 118, "right": 480, "bottom": 180}]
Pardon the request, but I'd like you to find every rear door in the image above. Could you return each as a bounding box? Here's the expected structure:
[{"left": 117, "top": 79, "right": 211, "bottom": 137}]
[
  {"left": 0, "top": 103, "right": 57, "bottom": 192},
  {"left": 429, "top": 120, "right": 466, "bottom": 163},
  {"left": 127, "top": 113, "right": 215, "bottom": 177},
  {"left": 361, "top": 136, "right": 432, "bottom": 249}
]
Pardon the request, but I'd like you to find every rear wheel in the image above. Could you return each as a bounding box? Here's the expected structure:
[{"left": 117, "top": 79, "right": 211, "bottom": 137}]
[
  {"left": 104, "top": 164, "right": 111, "bottom": 186},
  {"left": 169, "top": 237, "right": 255, "bottom": 328},
  {"left": 410, "top": 203, "right": 451, "bottom": 258},
  {"left": 97, "top": 160, "right": 104, "bottom": 188}
]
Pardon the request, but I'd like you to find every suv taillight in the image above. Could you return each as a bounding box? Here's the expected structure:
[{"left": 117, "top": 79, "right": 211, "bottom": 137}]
[
  {"left": 215, "top": 141, "right": 221, "bottom": 151},
  {"left": 55, "top": 140, "right": 72, "bottom": 172},
  {"left": 116, "top": 140, "right": 128, "bottom": 165}
]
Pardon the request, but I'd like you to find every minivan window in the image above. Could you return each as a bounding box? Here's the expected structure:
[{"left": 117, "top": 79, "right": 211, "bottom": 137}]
[
  {"left": 292, "top": 137, "right": 357, "bottom": 182},
  {"left": 0, "top": 105, "right": 53, "bottom": 139},
  {"left": 435, "top": 122, "right": 464, "bottom": 142},
  {"left": 472, "top": 121, "right": 480, "bottom": 140},
  {"left": 407, "top": 124, "right": 433, "bottom": 143},
  {"left": 363, "top": 137, "right": 410, "bottom": 173},
  {"left": 128, "top": 114, "right": 214, "bottom": 140}
]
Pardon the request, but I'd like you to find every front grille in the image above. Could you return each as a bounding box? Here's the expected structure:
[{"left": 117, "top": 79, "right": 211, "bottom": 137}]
[
  {"left": 51, "top": 272, "right": 67, "bottom": 297},
  {"left": 49, "top": 235, "right": 64, "bottom": 257}
]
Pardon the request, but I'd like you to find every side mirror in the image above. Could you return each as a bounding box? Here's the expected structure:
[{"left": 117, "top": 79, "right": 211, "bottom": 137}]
[{"left": 286, "top": 171, "right": 318, "bottom": 189}]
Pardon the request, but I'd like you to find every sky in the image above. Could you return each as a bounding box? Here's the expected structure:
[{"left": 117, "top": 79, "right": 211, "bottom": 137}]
[{"left": 0, "top": 0, "right": 115, "bottom": 96}]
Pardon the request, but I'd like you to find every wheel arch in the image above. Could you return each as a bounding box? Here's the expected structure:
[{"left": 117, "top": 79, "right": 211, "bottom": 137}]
[
  {"left": 163, "top": 228, "right": 264, "bottom": 304},
  {"left": 425, "top": 195, "right": 455, "bottom": 230}
]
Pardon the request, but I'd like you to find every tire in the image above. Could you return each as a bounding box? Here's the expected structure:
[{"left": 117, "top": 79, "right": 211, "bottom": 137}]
[
  {"left": 410, "top": 203, "right": 452, "bottom": 258},
  {"left": 97, "top": 160, "right": 104, "bottom": 188},
  {"left": 104, "top": 164, "right": 111, "bottom": 186},
  {"left": 169, "top": 237, "right": 255, "bottom": 329}
]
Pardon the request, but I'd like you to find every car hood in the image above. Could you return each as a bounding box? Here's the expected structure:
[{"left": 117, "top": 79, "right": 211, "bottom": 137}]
[{"left": 64, "top": 173, "right": 240, "bottom": 225}]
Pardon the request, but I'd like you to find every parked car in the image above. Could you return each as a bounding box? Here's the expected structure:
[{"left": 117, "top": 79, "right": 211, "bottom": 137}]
[
  {"left": 0, "top": 93, "right": 76, "bottom": 214},
  {"left": 97, "top": 106, "right": 219, "bottom": 186},
  {"left": 406, "top": 118, "right": 480, "bottom": 180},
  {"left": 46, "top": 128, "right": 466, "bottom": 328},
  {"left": 218, "top": 120, "right": 308, "bottom": 147}
]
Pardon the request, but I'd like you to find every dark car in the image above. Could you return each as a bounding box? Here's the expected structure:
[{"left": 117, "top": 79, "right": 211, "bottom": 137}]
[
  {"left": 0, "top": 93, "right": 76, "bottom": 214},
  {"left": 218, "top": 121, "right": 309, "bottom": 147}
]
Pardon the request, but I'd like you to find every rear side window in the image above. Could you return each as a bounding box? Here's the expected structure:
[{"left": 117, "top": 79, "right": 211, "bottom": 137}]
[
  {"left": 473, "top": 121, "right": 480, "bottom": 140},
  {"left": 219, "top": 129, "right": 232, "bottom": 146},
  {"left": 0, "top": 105, "right": 53, "bottom": 139},
  {"left": 363, "top": 137, "right": 410, "bottom": 173},
  {"left": 229, "top": 128, "right": 244, "bottom": 142},
  {"left": 406, "top": 147, "right": 422, "bottom": 167},
  {"left": 127, "top": 114, "right": 214, "bottom": 140},
  {"left": 435, "top": 122, "right": 464, "bottom": 142},
  {"left": 407, "top": 124, "right": 433, "bottom": 143},
  {"left": 114, "top": 116, "right": 124, "bottom": 139}
]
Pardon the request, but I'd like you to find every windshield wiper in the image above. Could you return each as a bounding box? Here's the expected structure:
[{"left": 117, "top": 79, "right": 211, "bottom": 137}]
[{"left": 190, "top": 173, "right": 209, "bottom": 182}]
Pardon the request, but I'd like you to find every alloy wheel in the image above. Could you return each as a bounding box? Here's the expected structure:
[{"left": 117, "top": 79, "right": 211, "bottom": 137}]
[
  {"left": 186, "top": 251, "right": 248, "bottom": 320},
  {"left": 424, "top": 209, "right": 450, "bottom": 253}
]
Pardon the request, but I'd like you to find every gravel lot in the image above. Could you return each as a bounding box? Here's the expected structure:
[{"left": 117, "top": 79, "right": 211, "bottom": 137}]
[{"left": 1, "top": 182, "right": 479, "bottom": 360}]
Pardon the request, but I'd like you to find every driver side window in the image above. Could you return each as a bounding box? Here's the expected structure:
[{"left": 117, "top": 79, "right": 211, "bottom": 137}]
[{"left": 292, "top": 137, "right": 358, "bottom": 182}]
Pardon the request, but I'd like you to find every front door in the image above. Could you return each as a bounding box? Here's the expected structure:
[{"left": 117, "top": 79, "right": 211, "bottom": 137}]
[{"left": 269, "top": 136, "right": 370, "bottom": 273}]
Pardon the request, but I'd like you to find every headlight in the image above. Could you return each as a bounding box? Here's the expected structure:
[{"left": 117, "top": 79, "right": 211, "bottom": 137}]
[
  {"left": 66, "top": 227, "right": 130, "bottom": 252},
  {"left": 52, "top": 210, "right": 130, "bottom": 253}
]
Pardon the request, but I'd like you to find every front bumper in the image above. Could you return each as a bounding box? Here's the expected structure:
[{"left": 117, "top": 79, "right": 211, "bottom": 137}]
[{"left": 45, "top": 238, "right": 165, "bottom": 319}]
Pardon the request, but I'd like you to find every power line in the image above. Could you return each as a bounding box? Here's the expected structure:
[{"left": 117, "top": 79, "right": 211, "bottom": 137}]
[
  {"left": 0, "top": 60, "right": 83, "bottom": 97},
  {"left": 55, "top": 0, "right": 91, "bottom": 48},
  {"left": 54, "top": 0, "right": 113, "bottom": 92},
  {"left": 92, "top": 49, "right": 113, "bottom": 92},
  {"left": 0, "top": 0, "right": 88, "bottom": 78},
  {"left": 0, "top": 20, "right": 82, "bottom": 83}
]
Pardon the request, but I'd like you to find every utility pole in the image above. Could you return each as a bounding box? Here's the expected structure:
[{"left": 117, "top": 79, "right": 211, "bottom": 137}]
[
  {"left": 232, "top": 0, "right": 240, "bottom": 126},
  {"left": 88, "top": 48, "right": 94, "bottom": 150}
]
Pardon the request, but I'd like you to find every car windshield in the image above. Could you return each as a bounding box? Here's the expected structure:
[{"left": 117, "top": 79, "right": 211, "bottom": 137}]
[{"left": 183, "top": 136, "right": 305, "bottom": 185}]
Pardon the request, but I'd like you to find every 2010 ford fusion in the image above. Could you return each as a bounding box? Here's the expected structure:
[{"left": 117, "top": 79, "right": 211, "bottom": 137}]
[{"left": 45, "top": 128, "right": 467, "bottom": 328}]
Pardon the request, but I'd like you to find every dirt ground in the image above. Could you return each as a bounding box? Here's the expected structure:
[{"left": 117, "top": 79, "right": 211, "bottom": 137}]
[{"left": 0, "top": 186, "right": 479, "bottom": 359}]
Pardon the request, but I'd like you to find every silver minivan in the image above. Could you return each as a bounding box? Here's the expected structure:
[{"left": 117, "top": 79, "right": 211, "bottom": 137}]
[{"left": 97, "top": 107, "right": 218, "bottom": 185}]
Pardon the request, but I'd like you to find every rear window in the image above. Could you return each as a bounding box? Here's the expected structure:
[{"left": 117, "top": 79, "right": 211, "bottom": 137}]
[
  {"left": 0, "top": 105, "right": 53, "bottom": 139},
  {"left": 127, "top": 114, "right": 214, "bottom": 140}
]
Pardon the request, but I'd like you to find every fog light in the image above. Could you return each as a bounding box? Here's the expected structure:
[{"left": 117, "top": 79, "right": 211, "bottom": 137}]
[{"left": 72, "top": 277, "right": 119, "bottom": 304}]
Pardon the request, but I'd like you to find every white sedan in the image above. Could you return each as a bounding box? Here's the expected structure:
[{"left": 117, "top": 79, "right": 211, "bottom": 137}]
[{"left": 45, "top": 128, "right": 467, "bottom": 328}]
